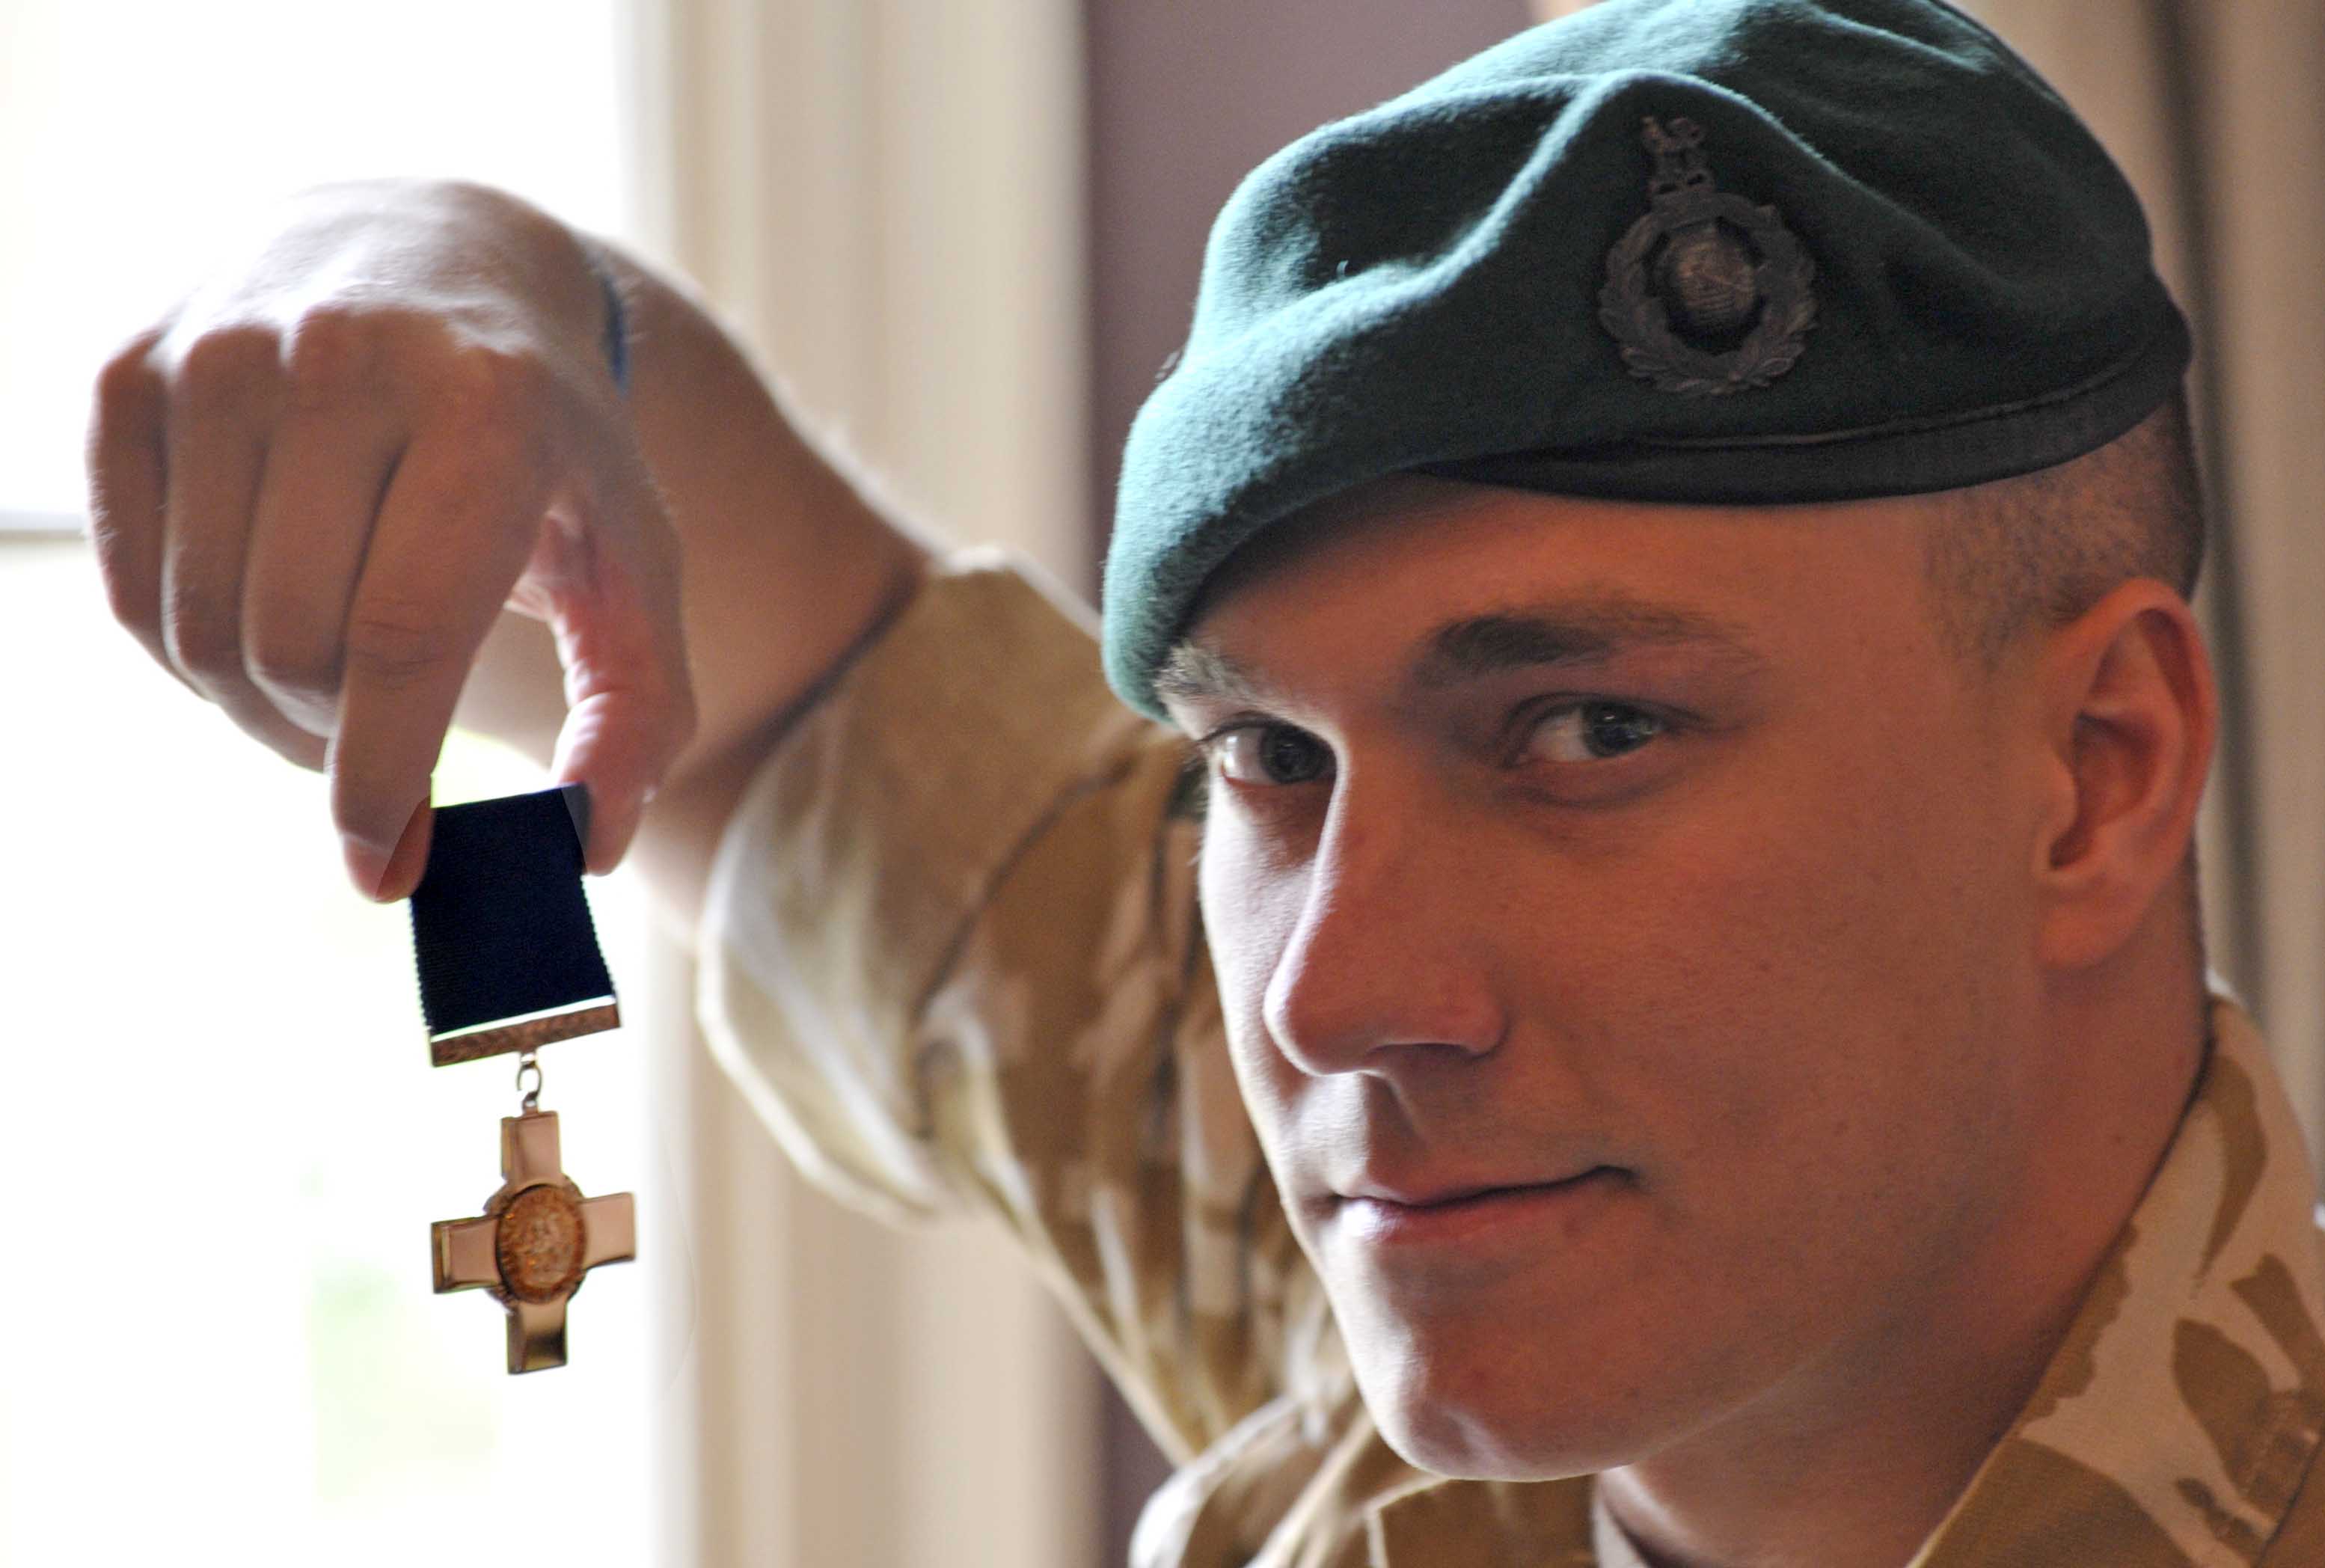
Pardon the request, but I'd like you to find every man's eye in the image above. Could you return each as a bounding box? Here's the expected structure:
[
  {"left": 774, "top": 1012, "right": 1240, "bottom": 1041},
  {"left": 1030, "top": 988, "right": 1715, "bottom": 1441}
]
[
  {"left": 1212, "top": 724, "right": 1332, "bottom": 786},
  {"left": 1522, "top": 701, "right": 1666, "bottom": 764}
]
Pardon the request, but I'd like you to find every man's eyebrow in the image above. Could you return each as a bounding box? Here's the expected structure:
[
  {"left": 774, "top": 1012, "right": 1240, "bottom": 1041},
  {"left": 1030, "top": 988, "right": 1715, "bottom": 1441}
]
[
  {"left": 1415, "top": 599, "right": 1761, "bottom": 687},
  {"left": 1154, "top": 596, "right": 1762, "bottom": 709},
  {"left": 1155, "top": 641, "right": 1279, "bottom": 708}
]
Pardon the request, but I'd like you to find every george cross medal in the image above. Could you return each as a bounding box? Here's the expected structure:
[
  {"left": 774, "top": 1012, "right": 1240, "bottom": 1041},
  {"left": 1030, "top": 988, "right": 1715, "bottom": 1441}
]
[
  {"left": 432, "top": 1105, "right": 636, "bottom": 1373},
  {"left": 406, "top": 782, "right": 636, "bottom": 1373}
]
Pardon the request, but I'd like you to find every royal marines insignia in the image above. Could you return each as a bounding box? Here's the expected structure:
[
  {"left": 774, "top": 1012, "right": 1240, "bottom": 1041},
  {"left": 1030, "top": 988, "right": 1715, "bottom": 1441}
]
[{"left": 1597, "top": 116, "right": 1816, "bottom": 396}]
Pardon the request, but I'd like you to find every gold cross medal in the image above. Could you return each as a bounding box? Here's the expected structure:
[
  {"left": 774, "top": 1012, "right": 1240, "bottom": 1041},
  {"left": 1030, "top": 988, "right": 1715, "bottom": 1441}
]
[{"left": 405, "top": 783, "right": 635, "bottom": 1373}]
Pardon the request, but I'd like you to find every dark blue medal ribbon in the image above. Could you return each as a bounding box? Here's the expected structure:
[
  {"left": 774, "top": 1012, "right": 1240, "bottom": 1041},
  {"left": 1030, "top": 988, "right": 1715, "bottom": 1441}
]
[{"left": 407, "top": 783, "right": 621, "bottom": 1067}]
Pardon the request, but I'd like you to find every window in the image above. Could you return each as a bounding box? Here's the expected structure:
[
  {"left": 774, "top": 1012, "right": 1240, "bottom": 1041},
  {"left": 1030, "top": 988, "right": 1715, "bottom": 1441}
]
[{"left": 1, "top": 4, "right": 661, "bottom": 1561}]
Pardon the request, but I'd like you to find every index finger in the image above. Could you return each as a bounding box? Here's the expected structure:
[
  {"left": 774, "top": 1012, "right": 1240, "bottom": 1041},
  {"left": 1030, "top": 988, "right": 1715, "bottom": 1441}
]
[{"left": 328, "top": 417, "right": 549, "bottom": 898}]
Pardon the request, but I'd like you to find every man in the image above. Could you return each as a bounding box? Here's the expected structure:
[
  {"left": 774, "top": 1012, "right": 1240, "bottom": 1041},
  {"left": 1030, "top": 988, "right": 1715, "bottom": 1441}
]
[{"left": 86, "top": 0, "right": 2325, "bottom": 1562}]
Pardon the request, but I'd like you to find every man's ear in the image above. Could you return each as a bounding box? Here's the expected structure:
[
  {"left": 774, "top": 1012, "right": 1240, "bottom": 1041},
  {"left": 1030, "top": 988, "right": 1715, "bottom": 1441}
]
[{"left": 2029, "top": 580, "right": 2217, "bottom": 970}]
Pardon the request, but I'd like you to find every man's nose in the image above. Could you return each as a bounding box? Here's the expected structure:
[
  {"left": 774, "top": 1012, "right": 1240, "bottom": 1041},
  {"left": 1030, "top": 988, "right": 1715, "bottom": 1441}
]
[{"left": 1259, "top": 785, "right": 1507, "bottom": 1077}]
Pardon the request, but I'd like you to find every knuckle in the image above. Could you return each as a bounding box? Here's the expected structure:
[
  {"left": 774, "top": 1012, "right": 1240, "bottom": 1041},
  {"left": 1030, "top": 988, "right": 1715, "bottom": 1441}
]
[
  {"left": 92, "top": 334, "right": 164, "bottom": 423},
  {"left": 343, "top": 599, "right": 447, "bottom": 688},
  {"left": 159, "top": 533, "right": 244, "bottom": 676},
  {"left": 162, "top": 601, "right": 239, "bottom": 683},
  {"left": 281, "top": 305, "right": 383, "bottom": 407},
  {"left": 247, "top": 632, "right": 340, "bottom": 712},
  {"left": 260, "top": 721, "right": 330, "bottom": 777},
  {"left": 438, "top": 340, "right": 553, "bottom": 426},
  {"left": 173, "top": 324, "right": 284, "bottom": 414}
]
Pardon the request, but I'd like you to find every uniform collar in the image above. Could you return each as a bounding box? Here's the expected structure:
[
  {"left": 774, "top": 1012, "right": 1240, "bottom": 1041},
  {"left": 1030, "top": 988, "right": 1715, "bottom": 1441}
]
[
  {"left": 1367, "top": 998, "right": 2325, "bottom": 1567},
  {"left": 1907, "top": 996, "right": 2325, "bottom": 1566}
]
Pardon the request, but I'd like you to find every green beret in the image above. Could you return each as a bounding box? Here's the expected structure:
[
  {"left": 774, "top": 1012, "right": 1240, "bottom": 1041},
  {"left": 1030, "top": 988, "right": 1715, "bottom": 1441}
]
[{"left": 1101, "top": 0, "right": 2191, "bottom": 720}]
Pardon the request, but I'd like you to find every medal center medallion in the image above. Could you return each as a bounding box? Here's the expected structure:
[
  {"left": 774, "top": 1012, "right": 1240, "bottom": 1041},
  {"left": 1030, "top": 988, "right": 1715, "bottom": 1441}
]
[{"left": 496, "top": 1183, "right": 587, "bottom": 1302}]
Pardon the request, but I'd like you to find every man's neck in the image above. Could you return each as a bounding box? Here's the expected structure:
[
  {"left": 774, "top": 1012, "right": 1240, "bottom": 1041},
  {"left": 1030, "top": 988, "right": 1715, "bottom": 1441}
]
[{"left": 1593, "top": 979, "right": 2208, "bottom": 1568}]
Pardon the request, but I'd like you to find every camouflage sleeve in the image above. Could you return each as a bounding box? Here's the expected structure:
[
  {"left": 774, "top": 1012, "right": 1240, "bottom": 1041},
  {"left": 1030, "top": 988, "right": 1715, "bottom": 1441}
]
[{"left": 693, "top": 546, "right": 1327, "bottom": 1463}]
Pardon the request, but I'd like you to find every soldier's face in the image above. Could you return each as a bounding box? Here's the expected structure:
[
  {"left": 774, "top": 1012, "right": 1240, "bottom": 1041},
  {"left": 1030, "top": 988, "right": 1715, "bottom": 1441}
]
[{"left": 1164, "top": 475, "right": 2054, "bottom": 1480}]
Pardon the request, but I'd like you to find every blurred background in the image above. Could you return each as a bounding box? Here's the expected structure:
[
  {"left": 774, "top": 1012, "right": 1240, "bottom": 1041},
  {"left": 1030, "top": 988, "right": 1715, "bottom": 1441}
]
[{"left": 1, "top": 1, "right": 2316, "bottom": 1564}]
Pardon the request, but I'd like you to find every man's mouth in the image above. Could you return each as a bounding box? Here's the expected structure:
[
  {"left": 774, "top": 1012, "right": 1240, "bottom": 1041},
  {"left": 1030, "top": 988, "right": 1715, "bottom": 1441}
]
[
  {"left": 1338, "top": 1166, "right": 1619, "bottom": 1209},
  {"left": 1330, "top": 1167, "right": 1627, "bottom": 1250}
]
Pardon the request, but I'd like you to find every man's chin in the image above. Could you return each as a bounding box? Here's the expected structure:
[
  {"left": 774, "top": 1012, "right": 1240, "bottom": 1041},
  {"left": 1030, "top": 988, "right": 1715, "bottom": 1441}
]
[
  {"left": 1367, "top": 1393, "right": 1631, "bottom": 1483},
  {"left": 1347, "top": 1331, "right": 1670, "bottom": 1483}
]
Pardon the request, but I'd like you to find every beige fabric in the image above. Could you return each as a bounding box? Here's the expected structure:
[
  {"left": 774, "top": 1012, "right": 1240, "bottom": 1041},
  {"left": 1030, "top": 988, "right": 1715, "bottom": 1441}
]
[{"left": 697, "top": 551, "right": 2325, "bottom": 1564}]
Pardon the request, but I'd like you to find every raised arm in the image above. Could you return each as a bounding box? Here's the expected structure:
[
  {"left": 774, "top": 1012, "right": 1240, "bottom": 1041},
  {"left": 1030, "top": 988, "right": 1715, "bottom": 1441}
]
[{"left": 88, "top": 177, "right": 929, "bottom": 944}]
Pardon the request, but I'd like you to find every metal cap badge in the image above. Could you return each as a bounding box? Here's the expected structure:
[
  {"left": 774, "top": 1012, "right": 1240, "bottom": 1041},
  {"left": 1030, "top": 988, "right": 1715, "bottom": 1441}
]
[{"left": 1598, "top": 116, "right": 1817, "bottom": 395}]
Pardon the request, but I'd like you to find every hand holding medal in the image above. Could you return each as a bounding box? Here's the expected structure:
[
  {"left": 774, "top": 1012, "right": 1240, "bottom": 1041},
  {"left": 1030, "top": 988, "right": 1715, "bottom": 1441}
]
[{"left": 85, "top": 193, "right": 676, "bottom": 1375}]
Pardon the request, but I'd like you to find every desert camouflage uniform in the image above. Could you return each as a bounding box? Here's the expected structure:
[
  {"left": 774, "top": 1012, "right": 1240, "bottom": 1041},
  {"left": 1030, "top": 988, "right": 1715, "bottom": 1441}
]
[{"left": 696, "top": 551, "right": 2325, "bottom": 1566}]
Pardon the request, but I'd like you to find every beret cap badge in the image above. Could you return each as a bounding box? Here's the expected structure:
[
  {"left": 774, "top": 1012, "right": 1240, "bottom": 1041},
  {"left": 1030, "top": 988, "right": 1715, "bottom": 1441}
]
[{"left": 1597, "top": 115, "right": 1817, "bottom": 395}]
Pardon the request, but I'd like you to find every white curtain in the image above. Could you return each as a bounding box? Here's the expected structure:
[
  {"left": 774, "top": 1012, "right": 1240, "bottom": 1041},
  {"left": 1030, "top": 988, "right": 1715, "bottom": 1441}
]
[{"left": 616, "top": 1, "right": 1102, "bottom": 1564}]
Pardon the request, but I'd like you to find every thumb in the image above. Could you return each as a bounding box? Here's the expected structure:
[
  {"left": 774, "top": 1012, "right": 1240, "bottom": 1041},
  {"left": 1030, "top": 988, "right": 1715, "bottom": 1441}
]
[
  {"left": 536, "top": 493, "right": 696, "bottom": 879},
  {"left": 524, "top": 417, "right": 696, "bottom": 879},
  {"left": 549, "top": 685, "right": 681, "bottom": 876}
]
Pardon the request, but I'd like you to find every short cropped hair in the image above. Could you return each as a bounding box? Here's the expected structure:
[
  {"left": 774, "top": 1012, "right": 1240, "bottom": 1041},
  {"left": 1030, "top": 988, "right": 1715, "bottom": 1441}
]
[
  {"left": 1920, "top": 387, "right": 2213, "bottom": 991},
  {"left": 1920, "top": 388, "right": 2207, "bottom": 669}
]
